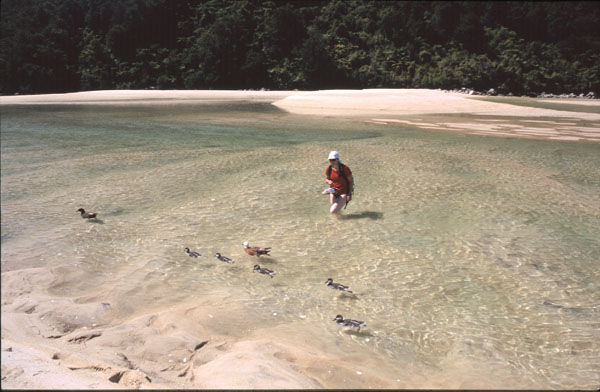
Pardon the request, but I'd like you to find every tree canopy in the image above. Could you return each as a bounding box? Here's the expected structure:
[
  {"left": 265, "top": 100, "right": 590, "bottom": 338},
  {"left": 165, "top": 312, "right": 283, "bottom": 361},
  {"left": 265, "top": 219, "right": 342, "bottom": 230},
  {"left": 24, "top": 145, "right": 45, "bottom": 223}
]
[{"left": 1, "top": 0, "right": 598, "bottom": 95}]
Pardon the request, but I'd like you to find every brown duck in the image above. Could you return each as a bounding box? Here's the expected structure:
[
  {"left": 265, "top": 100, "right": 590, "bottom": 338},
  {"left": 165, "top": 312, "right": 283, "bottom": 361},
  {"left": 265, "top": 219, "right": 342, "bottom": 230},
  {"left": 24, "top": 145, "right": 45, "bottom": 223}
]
[{"left": 243, "top": 241, "right": 271, "bottom": 257}]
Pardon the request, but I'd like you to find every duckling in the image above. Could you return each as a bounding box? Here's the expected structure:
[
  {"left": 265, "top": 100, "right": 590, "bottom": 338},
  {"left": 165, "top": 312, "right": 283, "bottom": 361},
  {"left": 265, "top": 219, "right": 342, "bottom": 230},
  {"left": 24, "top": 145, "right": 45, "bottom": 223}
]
[
  {"left": 243, "top": 241, "right": 271, "bottom": 257},
  {"left": 253, "top": 264, "right": 275, "bottom": 278},
  {"left": 77, "top": 208, "right": 97, "bottom": 219},
  {"left": 215, "top": 253, "right": 234, "bottom": 263},
  {"left": 184, "top": 248, "right": 203, "bottom": 258},
  {"left": 333, "top": 314, "right": 366, "bottom": 332},
  {"left": 325, "top": 278, "right": 353, "bottom": 293}
]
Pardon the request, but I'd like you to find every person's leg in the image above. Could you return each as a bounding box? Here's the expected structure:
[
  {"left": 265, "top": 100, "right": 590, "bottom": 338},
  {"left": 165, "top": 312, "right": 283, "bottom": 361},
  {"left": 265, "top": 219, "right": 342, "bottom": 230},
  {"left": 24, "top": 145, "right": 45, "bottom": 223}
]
[{"left": 329, "top": 194, "right": 347, "bottom": 214}]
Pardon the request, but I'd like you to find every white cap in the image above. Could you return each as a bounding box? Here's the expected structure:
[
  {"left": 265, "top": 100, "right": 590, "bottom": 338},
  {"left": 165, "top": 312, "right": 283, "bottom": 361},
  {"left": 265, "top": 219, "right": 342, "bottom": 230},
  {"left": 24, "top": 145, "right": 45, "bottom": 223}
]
[{"left": 328, "top": 151, "right": 339, "bottom": 160}]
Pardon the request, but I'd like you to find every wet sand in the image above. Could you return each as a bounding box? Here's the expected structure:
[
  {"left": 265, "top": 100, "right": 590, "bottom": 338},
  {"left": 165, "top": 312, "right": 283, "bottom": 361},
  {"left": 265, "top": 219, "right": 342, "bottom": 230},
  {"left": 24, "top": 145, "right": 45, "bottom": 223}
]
[
  {"left": 1, "top": 89, "right": 599, "bottom": 389},
  {"left": 4, "top": 89, "right": 598, "bottom": 142}
]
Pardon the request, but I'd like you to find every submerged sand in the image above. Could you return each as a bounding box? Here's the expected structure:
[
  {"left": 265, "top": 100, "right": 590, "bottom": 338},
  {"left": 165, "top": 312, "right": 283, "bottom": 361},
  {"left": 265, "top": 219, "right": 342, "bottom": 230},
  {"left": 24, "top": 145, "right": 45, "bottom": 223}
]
[{"left": 1, "top": 89, "right": 599, "bottom": 389}]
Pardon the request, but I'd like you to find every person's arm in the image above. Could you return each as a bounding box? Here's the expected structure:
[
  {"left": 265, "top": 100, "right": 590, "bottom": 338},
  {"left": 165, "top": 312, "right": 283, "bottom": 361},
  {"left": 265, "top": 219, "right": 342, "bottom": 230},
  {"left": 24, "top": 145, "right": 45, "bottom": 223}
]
[
  {"left": 346, "top": 171, "right": 354, "bottom": 201},
  {"left": 326, "top": 167, "right": 333, "bottom": 185},
  {"left": 345, "top": 166, "right": 354, "bottom": 194},
  {"left": 348, "top": 174, "right": 354, "bottom": 194}
]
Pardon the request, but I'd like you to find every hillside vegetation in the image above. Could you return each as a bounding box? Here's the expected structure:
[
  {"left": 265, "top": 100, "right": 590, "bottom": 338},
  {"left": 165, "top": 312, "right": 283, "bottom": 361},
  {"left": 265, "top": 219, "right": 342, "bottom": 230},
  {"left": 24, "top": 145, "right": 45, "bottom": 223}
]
[{"left": 1, "top": 0, "right": 598, "bottom": 95}]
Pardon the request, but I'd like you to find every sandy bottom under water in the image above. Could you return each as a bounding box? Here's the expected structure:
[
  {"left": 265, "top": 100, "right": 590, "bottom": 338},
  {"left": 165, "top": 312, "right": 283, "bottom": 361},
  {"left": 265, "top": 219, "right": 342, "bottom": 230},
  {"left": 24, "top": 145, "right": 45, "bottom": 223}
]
[{"left": 1, "top": 90, "right": 599, "bottom": 389}]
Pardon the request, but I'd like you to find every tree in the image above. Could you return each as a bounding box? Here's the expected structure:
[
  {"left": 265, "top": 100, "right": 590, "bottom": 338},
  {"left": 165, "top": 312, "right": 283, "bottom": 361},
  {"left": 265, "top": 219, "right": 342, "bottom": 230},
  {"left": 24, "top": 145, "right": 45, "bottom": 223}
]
[{"left": 1, "top": 0, "right": 598, "bottom": 94}]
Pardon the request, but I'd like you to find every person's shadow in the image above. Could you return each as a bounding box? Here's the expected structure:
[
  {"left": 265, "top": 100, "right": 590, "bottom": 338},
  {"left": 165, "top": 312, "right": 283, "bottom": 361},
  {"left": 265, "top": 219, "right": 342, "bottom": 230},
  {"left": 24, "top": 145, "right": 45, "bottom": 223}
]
[{"left": 340, "top": 211, "right": 383, "bottom": 220}]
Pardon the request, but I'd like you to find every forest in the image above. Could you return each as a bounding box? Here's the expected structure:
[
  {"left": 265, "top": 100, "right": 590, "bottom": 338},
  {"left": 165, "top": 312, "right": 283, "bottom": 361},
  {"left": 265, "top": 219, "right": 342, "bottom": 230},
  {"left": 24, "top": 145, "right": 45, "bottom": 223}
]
[{"left": 1, "top": 0, "right": 599, "bottom": 95}]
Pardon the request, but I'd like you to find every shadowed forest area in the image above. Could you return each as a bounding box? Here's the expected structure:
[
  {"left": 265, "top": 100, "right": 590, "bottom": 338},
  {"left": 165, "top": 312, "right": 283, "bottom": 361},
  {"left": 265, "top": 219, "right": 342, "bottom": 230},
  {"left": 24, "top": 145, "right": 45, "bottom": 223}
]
[{"left": 1, "top": 0, "right": 598, "bottom": 95}]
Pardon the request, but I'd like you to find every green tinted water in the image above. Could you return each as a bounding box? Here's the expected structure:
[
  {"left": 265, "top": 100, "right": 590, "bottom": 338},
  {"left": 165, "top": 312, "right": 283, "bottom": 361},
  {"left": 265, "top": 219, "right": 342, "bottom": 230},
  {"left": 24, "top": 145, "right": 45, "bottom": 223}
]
[{"left": 2, "top": 103, "right": 599, "bottom": 388}]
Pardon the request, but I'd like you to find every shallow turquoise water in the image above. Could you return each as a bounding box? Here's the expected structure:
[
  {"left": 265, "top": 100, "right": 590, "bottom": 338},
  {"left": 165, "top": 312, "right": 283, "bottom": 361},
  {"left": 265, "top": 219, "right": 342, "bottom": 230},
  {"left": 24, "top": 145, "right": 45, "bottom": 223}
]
[{"left": 1, "top": 102, "right": 599, "bottom": 388}]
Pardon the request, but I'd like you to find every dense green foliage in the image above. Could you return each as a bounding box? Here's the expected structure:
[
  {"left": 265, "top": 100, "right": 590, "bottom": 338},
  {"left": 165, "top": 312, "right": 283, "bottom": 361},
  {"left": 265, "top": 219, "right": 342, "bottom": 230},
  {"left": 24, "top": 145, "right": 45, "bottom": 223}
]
[{"left": 1, "top": 0, "right": 599, "bottom": 94}]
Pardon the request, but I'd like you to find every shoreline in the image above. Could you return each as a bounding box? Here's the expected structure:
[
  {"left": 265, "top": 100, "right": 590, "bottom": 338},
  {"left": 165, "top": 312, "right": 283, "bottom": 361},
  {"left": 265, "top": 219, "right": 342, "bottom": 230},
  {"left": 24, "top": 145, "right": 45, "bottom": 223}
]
[
  {"left": 2, "top": 89, "right": 599, "bottom": 143},
  {"left": 0, "top": 89, "right": 294, "bottom": 105}
]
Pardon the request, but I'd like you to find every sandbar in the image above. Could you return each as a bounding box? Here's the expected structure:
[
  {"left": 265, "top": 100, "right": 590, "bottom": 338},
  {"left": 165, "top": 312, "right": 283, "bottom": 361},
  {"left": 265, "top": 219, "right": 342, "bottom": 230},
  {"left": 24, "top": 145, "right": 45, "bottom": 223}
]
[{"left": 3, "top": 89, "right": 599, "bottom": 142}]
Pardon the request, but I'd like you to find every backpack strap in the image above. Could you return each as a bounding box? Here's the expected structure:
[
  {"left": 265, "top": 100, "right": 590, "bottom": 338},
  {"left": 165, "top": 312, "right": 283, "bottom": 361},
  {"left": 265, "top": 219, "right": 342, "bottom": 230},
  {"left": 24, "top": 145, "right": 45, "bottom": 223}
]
[
  {"left": 338, "top": 163, "right": 348, "bottom": 183},
  {"left": 338, "top": 163, "right": 352, "bottom": 209}
]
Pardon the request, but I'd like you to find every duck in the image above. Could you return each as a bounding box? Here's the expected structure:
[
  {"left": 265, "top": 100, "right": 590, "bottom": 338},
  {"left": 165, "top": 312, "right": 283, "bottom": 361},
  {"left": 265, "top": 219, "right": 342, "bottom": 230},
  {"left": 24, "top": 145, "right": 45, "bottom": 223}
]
[
  {"left": 77, "top": 208, "right": 97, "bottom": 219},
  {"left": 253, "top": 264, "right": 275, "bottom": 278},
  {"left": 184, "top": 248, "right": 203, "bottom": 258},
  {"left": 333, "top": 314, "right": 366, "bottom": 332},
  {"left": 242, "top": 241, "right": 271, "bottom": 257},
  {"left": 215, "top": 253, "right": 234, "bottom": 263},
  {"left": 325, "top": 278, "right": 353, "bottom": 293}
]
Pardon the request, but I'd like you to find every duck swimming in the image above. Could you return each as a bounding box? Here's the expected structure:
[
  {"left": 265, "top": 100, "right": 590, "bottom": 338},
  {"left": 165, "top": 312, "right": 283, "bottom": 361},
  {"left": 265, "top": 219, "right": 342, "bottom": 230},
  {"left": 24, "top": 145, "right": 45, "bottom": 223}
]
[
  {"left": 77, "top": 208, "right": 97, "bottom": 219},
  {"left": 253, "top": 264, "right": 275, "bottom": 278},
  {"left": 185, "top": 248, "right": 203, "bottom": 258},
  {"left": 333, "top": 314, "right": 366, "bottom": 332},
  {"left": 243, "top": 241, "right": 271, "bottom": 257},
  {"left": 215, "top": 253, "right": 234, "bottom": 263},
  {"left": 325, "top": 278, "right": 353, "bottom": 293}
]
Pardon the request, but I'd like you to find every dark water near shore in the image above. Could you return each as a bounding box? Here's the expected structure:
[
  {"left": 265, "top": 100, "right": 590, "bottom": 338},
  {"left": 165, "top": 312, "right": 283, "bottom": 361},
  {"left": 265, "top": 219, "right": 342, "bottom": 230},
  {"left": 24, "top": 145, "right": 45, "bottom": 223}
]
[{"left": 2, "top": 102, "right": 599, "bottom": 388}]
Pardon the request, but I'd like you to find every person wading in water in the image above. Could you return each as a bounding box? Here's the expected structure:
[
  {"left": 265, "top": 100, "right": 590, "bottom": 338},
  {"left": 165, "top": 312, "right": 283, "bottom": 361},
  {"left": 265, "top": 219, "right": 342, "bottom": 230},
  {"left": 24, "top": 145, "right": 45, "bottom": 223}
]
[{"left": 325, "top": 151, "right": 354, "bottom": 214}]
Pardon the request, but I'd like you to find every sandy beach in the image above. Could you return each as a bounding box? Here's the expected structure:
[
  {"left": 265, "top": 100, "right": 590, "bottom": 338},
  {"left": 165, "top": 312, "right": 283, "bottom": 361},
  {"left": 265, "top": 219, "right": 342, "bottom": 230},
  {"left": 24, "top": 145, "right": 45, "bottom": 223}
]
[
  {"left": 4, "top": 89, "right": 599, "bottom": 142},
  {"left": 2, "top": 89, "right": 599, "bottom": 389}
]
